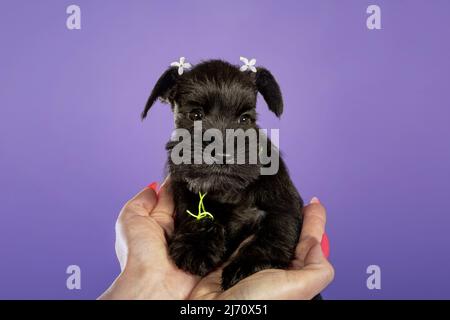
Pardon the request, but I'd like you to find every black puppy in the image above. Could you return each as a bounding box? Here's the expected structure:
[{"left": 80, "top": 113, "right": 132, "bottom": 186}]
[{"left": 142, "top": 60, "right": 303, "bottom": 290}]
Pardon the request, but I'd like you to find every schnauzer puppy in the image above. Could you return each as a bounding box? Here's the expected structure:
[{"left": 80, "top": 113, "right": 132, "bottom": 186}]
[{"left": 142, "top": 59, "right": 304, "bottom": 290}]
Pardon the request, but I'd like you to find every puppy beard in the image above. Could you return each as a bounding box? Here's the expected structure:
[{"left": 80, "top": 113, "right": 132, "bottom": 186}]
[{"left": 165, "top": 139, "right": 261, "bottom": 201}]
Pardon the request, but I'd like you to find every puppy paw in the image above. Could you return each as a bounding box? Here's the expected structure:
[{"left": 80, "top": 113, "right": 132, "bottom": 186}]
[{"left": 169, "top": 220, "right": 225, "bottom": 276}]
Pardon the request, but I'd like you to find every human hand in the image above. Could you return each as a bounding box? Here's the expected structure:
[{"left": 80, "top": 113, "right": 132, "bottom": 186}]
[
  {"left": 98, "top": 179, "right": 199, "bottom": 300},
  {"left": 99, "top": 180, "right": 334, "bottom": 300},
  {"left": 188, "top": 197, "right": 334, "bottom": 299}
]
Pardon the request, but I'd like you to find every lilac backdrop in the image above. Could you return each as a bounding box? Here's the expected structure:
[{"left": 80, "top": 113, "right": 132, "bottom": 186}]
[{"left": 1, "top": 0, "right": 449, "bottom": 299}]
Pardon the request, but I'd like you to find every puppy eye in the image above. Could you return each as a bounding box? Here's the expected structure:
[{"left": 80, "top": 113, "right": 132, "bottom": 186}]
[
  {"left": 238, "top": 114, "right": 252, "bottom": 124},
  {"left": 188, "top": 110, "right": 204, "bottom": 121}
]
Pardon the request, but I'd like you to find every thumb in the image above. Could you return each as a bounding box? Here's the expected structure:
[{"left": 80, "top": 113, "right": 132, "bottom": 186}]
[
  {"left": 285, "top": 244, "right": 335, "bottom": 299},
  {"left": 301, "top": 243, "right": 335, "bottom": 294},
  {"left": 119, "top": 186, "right": 158, "bottom": 220},
  {"left": 150, "top": 177, "right": 175, "bottom": 236},
  {"left": 304, "top": 243, "right": 328, "bottom": 266}
]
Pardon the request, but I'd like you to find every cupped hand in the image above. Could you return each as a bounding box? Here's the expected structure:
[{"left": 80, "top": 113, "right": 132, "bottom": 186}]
[
  {"left": 188, "top": 197, "right": 334, "bottom": 300},
  {"left": 98, "top": 179, "right": 199, "bottom": 299},
  {"left": 99, "top": 179, "right": 334, "bottom": 300}
]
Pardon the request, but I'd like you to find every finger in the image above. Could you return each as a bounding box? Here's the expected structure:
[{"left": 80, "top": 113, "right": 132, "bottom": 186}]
[
  {"left": 300, "top": 197, "right": 327, "bottom": 243},
  {"left": 294, "top": 197, "right": 327, "bottom": 268},
  {"left": 150, "top": 176, "right": 175, "bottom": 235},
  {"left": 286, "top": 244, "right": 335, "bottom": 299},
  {"left": 189, "top": 268, "right": 224, "bottom": 300},
  {"left": 119, "top": 185, "right": 158, "bottom": 220},
  {"left": 152, "top": 176, "right": 175, "bottom": 216}
]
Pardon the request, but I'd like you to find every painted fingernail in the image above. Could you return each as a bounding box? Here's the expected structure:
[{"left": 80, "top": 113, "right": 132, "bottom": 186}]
[
  {"left": 321, "top": 232, "right": 330, "bottom": 259},
  {"left": 147, "top": 182, "right": 158, "bottom": 191},
  {"left": 310, "top": 196, "right": 320, "bottom": 204}
]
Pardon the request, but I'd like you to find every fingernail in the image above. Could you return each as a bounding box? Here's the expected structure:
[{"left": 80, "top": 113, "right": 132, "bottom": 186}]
[
  {"left": 321, "top": 232, "right": 330, "bottom": 259},
  {"left": 310, "top": 196, "right": 320, "bottom": 204},
  {"left": 147, "top": 182, "right": 158, "bottom": 191}
]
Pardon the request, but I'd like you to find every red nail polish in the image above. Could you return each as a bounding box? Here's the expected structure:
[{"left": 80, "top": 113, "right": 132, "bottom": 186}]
[
  {"left": 147, "top": 182, "right": 158, "bottom": 191},
  {"left": 321, "top": 232, "right": 330, "bottom": 259}
]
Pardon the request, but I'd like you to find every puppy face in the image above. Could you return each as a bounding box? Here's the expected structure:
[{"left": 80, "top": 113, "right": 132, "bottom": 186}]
[
  {"left": 173, "top": 61, "right": 257, "bottom": 133},
  {"left": 143, "top": 60, "right": 283, "bottom": 195}
]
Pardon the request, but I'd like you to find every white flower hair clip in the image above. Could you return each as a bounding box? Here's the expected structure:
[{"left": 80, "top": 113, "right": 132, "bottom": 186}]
[
  {"left": 239, "top": 56, "right": 257, "bottom": 73},
  {"left": 170, "top": 57, "right": 192, "bottom": 75}
]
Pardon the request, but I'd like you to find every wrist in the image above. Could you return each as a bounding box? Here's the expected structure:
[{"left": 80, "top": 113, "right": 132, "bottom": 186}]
[{"left": 98, "top": 264, "right": 161, "bottom": 300}]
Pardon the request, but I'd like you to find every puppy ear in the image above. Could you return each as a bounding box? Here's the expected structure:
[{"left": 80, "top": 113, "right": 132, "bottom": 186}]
[
  {"left": 141, "top": 67, "right": 179, "bottom": 119},
  {"left": 255, "top": 67, "right": 283, "bottom": 117}
]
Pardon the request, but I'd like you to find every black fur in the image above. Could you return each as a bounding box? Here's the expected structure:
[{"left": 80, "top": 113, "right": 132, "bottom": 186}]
[{"left": 143, "top": 60, "right": 304, "bottom": 290}]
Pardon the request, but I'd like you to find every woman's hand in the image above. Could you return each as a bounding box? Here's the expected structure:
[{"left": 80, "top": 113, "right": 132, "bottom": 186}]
[
  {"left": 188, "top": 197, "right": 334, "bottom": 299},
  {"left": 99, "top": 179, "right": 334, "bottom": 300},
  {"left": 98, "top": 179, "right": 199, "bottom": 299}
]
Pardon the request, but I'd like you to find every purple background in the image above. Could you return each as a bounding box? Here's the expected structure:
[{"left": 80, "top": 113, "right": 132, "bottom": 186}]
[{"left": 1, "top": 0, "right": 449, "bottom": 299}]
